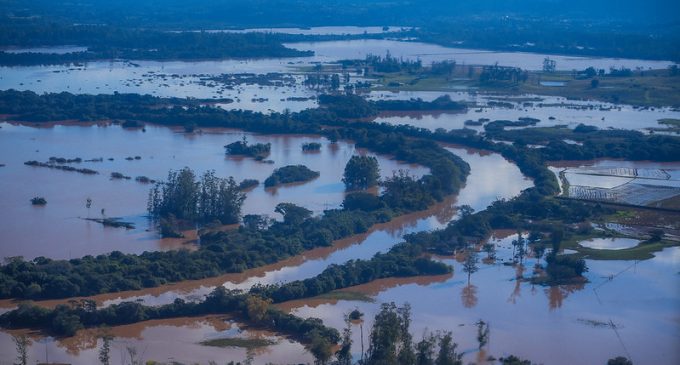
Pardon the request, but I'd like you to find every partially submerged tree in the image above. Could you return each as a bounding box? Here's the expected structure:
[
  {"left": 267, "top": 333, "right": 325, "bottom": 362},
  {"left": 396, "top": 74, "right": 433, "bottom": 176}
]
[{"left": 463, "top": 249, "right": 479, "bottom": 284}]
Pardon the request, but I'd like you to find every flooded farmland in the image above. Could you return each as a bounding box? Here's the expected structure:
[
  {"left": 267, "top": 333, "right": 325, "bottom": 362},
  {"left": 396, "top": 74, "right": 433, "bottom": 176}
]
[{"left": 1, "top": 5, "right": 679, "bottom": 364}]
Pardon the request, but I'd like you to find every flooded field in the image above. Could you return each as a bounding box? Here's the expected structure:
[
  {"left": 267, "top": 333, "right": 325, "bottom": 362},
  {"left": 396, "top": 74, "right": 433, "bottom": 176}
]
[
  {"left": 370, "top": 91, "right": 680, "bottom": 133},
  {"left": 286, "top": 234, "right": 680, "bottom": 365},
  {"left": 0, "top": 122, "right": 426, "bottom": 260},
  {"left": 579, "top": 237, "right": 641, "bottom": 250},
  {"left": 551, "top": 161, "right": 680, "bottom": 209},
  {"left": 0, "top": 39, "right": 676, "bottom": 116},
  {"left": 285, "top": 40, "right": 676, "bottom": 71}
]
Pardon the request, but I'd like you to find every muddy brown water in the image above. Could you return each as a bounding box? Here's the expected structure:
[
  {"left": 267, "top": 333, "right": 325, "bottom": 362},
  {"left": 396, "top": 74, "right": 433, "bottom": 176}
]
[
  {"left": 0, "top": 122, "right": 426, "bottom": 260},
  {"left": 287, "top": 234, "right": 680, "bottom": 365},
  {"left": 0, "top": 136, "right": 533, "bottom": 364}
]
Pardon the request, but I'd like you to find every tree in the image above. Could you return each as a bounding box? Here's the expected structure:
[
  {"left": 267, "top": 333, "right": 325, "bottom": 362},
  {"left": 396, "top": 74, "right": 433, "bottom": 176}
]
[
  {"left": 543, "top": 58, "right": 556, "bottom": 72},
  {"left": 607, "top": 356, "right": 633, "bottom": 365},
  {"left": 336, "top": 314, "right": 353, "bottom": 365},
  {"left": 435, "top": 332, "right": 462, "bottom": 365},
  {"left": 331, "top": 74, "right": 341, "bottom": 90},
  {"left": 245, "top": 295, "right": 271, "bottom": 324},
  {"left": 367, "top": 302, "right": 402, "bottom": 364},
  {"left": 550, "top": 227, "right": 565, "bottom": 254},
  {"left": 148, "top": 168, "right": 245, "bottom": 225},
  {"left": 397, "top": 303, "right": 415, "bottom": 365},
  {"left": 98, "top": 335, "right": 112, "bottom": 365},
  {"left": 12, "top": 335, "right": 29, "bottom": 365},
  {"left": 275, "top": 203, "right": 312, "bottom": 226},
  {"left": 512, "top": 232, "right": 526, "bottom": 264},
  {"left": 415, "top": 334, "right": 436, "bottom": 365},
  {"left": 476, "top": 320, "right": 490, "bottom": 349},
  {"left": 381, "top": 170, "right": 432, "bottom": 211},
  {"left": 198, "top": 170, "right": 245, "bottom": 224},
  {"left": 482, "top": 243, "right": 496, "bottom": 260},
  {"left": 343, "top": 155, "right": 380, "bottom": 190},
  {"left": 458, "top": 205, "right": 474, "bottom": 218},
  {"left": 148, "top": 167, "right": 199, "bottom": 221},
  {"left": 309, "top": 330, "right": 333, "bottom": 365},
  {"left": 462, "top": 250, "right": 479, "bottom": 284}
]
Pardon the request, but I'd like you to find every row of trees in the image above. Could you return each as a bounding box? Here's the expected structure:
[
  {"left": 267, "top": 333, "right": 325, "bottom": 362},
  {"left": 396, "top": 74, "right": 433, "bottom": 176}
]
[{"left": 0, "top": 22, "right": 313, "bottom": 65}]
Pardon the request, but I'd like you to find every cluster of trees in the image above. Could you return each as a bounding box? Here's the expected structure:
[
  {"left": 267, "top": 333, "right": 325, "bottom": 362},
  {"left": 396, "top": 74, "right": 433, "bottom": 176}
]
[
  {"left": 0, "top": 22, "right": 313, "bottom": 65},
  {"left": 416, "top": 16, "right": 680, "bottom": 62},
  {"left": 318, "top": 94, "right": 378, "bottom": 119},
  {"left": 264, "top": 165, "right": 320, "bottom": 187},
  {"left": 486, "top": 124, "right": 680, "bottom": 162},
  {"left": 147, "top": 168, "right": 245, "bottom": 227},
  {"left": 479, "top": 64, "right": 529, "bottom": 84},
  {"left": 251, "top": 244, "right": 450, "bottom": 303},
  {"left": 0, "top": 287, "right": 339, "bottom": 355},
  {"left": 302, "top": 142, "right": 322, "bottom": 151},
  {"left": 224, "top": 137, "right": 271, "bottom": 159},
  {"left": 304, "top": 71, "right": 345, "bottom": 91},
  {"left": 374, "top": 95, "right": 467, "bottom": 112},
  {"left": 363, "top": 52, "right": 423, "bottom": 73}
]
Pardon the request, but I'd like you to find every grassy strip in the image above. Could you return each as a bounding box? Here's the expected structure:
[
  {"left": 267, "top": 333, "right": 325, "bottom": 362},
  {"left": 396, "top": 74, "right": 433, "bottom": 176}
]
[
  {"left": 200, "top": 337, "right": 276, "bottom": 349},
  {"left": 561, "top": 233, "right": 679, "bottom": 260},
  {"left": 314, "top": 291, "right": 375, "bottom": 303},
  {"left": 372, "top": 68, "right": 680, "bottom": 107}
]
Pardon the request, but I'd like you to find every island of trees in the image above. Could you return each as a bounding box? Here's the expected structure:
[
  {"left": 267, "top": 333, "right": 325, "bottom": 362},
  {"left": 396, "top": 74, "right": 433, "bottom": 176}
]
[
  {"left": 224, "top": 137, "right": 271, "bottom": 160},
  {"left": 264, "top": 165, "right": 320, "bottom": 187}
]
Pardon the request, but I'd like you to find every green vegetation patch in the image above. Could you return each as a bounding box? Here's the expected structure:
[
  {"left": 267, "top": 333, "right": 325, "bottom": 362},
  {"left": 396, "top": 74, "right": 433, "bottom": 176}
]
[
  {"left": 561, "top": 233, "right": 679, "bottom": 260},
  {"left": 659, "top": 118, "right": 680, "bottom": 126},
  {"left": 264, "top": 165, "right": 320, "bottom": 187}
]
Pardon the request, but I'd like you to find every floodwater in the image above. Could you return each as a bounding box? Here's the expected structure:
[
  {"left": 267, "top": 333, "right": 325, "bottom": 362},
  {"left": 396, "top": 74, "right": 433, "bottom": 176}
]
[
  {"left": 286, "top": 39, "right": 676, "bottom": 71},
  {"left": 24, "top": 145, "right": 530, "bottom": 309},
  {"left": 0, "top": 122, "right": 426, "bottom": 260},
  {"left": 579, "top": 237, "right": 641, "bottom": 250},
  {"left": 551, "top": 161, "right": 680, "bottom": 210},
  {"left": 0, "top": 139, "right": 532, "bottom": 364},
  {"left": 0, "top": 316, "right": 313, "bottom": 365},
  {"left": 369, "top": 91, "right": 680, "bottom": 132},
  {"left": 0, "top": 39, "right": 676, "bottom": 113},
  {"left": 286, "top": 234, "right": 680, "bottom": 365}
]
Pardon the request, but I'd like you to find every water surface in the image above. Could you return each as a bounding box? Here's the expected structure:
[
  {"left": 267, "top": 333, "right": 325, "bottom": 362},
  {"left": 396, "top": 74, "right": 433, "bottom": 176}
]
[{"left": 0, "top": 122, "right": 424, "bottom": 260}]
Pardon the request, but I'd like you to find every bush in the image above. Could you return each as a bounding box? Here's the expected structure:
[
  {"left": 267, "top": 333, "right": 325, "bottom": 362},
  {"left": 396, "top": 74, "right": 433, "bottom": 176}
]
[
  {"left": 264, "top": 165, "right": 320, "bottom": 187},
  {"left": 30, "top": 197, "right": 47, "bottom": 205}
]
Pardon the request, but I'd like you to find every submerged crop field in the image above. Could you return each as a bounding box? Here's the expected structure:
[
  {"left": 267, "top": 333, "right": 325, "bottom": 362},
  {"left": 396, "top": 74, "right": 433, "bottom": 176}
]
[{"left": 0, "top": 1, "right": 679, "bottom": 365}]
